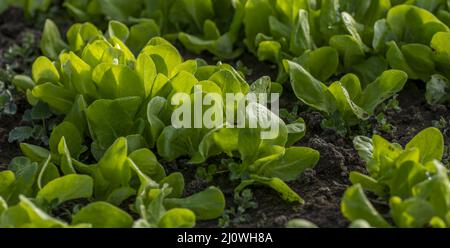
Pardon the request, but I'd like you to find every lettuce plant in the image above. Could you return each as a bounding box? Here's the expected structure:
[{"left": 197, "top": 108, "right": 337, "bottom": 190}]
[
  {"left": 342, "top": 128, "right": 450, "bottom": 228},
  {"left": 284, "top": 59, "right": 407, "bottom": 128},
  {"left": 392, "top": 0, "right": 450, "bottom": 25}
]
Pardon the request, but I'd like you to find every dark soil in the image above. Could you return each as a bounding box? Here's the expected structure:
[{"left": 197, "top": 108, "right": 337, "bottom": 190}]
[
  {"left": 0, "top": 8, "right": 41, "bottom": 169},
  {"left": 0, "top": 8, "right": 449, "bottom": 228}
]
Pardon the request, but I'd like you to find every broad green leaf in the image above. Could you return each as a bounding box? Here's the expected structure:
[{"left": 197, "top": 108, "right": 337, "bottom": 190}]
[
  {"left": 286, "top": 219, "right": 318, "bottom": 228},
  {"left": 32, "top": 83, "right": 76, "bottom": 114},
  {"left": 329, "top": 35, "right": 365, "bottom": 69},
  {"left": 108, "top": 20, "right": 129, "bottom": 42},
  {"left": 127, "top": 20, "right": 160, "bottom": 54},
  {"left": 142, "top": 37, "right": 183, "bottom": 76},
  {"left": 294, "top": 46, "right": 339, "bottom": 82},
  {"left": 171, "top": 60, "right": 198, "bottom": 78},
  {"left": 86, "top": 97, "right": 141, "bottom": 152},
  {"left": 145, "top": 96, "right": 169, "bottom": 146},
  {"left": 31, "top": 57, "right": 60, "bottom": 85},
  {"left": 158, "top": 208, "right": 196, "bottom": 228},
  {"left": 57, "top": 138, "right": 76, "bottom": 175},
  {"left": 358, "top": 70, "right": 407, "bottom": 115},
  {"left": 164, "top": 187, "right": 225, "bottom": 220},
  {"left": 72, "top": 202, "right": 133, "bottom": 228},
  {"left": 49, "top": 121, "right": 83, "bottom": 157},
  {"left": 351, "top": 56, "right": 388, "bottom": 85},
  {"left": 319, "top": 0, "right": 343, "bottom": 41},
  {"left": 81, "top": 40, "right": 112, "bottom": 68},
  {"left": 61, "top": 52, "right": 97, "bottom": 99},
  {"left": 64, "top": 95, "right": 88, "bottom": 136},
  {"left": 370, "top": 135, "right": 403, "bottom": 176},
  {"left": 349, "top": 219, "right": 372, "bottom": 228},
  {"left": 0, "top": 171, "right": 15, "bottom": 200},
  {"left": 0, "top": 197, "right": 7, "bottom": 215},
  {"left": 190, "top": 127, "right": 238, "bottom": 164},
  {"left": 157, "top": 127, "right": 205, "bottom": 161},
  {"left": 126, "top": 134, "right": 149, "bottom": 154},
  {"left": 341, "top": 12, "right": 368, "bottom": 52},
  {"left": 341, "top": 184, "right": 391, "bottom": 228},
  {"left": 36, "top": 174, "right": 93, "bottom": 207},
  {"left": 236, "top": 175, "right": 304, "bottom": 204},
  {"left": 136, "top": 53, "right": 157, "bottom": 97},
  {"left": 40, "top": 19, "right": 68, "bottom": 60},
  {"left": 106, "top": 187, "right": 136, "bottom": 206},
  {"left": 66, "top": 22, "right": 101, "bottom": 53},
  {"left": 256, "top": 40, "right": 281, "bottom": 63},
  {"left": 125, "top": 159, "right": 158, "bottom": 196},
  {"left": 431, "top": 32, "right": 450, "bottom": 78},
  {"left": 405, "top": 127, "right": 444, "bottom": 163},
  {"left": 373, "top": 19, "right": 395, "bottom": 53},
  {"left": 340, "top": 73, "right": 362, "bottom": 101},
  {"left": 178, "top": 32, "right": 241, "bottom": 60},
  {"left": 350, "top": 172, "right": 386, "bottom": 197},
  {"left": 400, "top": 44, "right": 435, "bottom": 80},
  {"left": 97, "top": 137, "right": 131, "bottom": 188},
  {"left": 159, "top": 173, "right": 184, "bottom": 199},
  {"left": 12, "top": 75, "right": 35, "bottom": 92},
  {"left": 243, "top": 0, "right": 273, "bottom": 52},
  {"left": 129, "top": 149, "right": 166, "bottom": 182},
  {"left": 284, "top": 60, "right": 336, "bottom": 114},
  {"left": 328, "top": 81, "right": 369, "bottom": 123},
  {"left": 96, "top": 65, "right": 145, "bottom": 99},
  {"left": 386, "top": 41, "right": 418, "bottom": 79},
  {"left": 7, "top": 157, "right": 39, "bottom": 204},
  {"left": 19, "top": 144, "right": 50, "bottom": 162},
  {"left": 255, "top": 147, "right": 319, "bottom": 182}
]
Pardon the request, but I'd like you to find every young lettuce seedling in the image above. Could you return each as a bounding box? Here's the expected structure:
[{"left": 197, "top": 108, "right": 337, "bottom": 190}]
[{"left": 342, "top": 127, "right": 450, "bottom": 228}]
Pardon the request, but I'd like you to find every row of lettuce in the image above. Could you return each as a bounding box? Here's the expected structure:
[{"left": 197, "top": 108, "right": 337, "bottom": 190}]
[
  {"left": 2, "top": 0, "right": 450, "bottom": 105},
  {"left": 0, "top": 21, "right": 320, "bottom": 227}
]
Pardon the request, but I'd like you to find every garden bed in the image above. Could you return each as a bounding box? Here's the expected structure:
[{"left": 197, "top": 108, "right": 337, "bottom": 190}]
[{"left": 1, "top": 8, "right": 449, "bottom": 228}]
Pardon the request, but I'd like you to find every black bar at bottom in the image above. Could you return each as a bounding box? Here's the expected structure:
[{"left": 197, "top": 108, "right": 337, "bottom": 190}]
[{"left": 0, "top": 228, "right": 449, "bottom": 247}]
